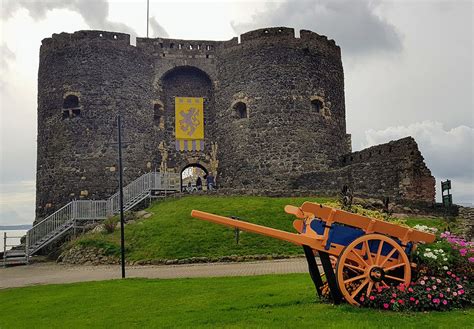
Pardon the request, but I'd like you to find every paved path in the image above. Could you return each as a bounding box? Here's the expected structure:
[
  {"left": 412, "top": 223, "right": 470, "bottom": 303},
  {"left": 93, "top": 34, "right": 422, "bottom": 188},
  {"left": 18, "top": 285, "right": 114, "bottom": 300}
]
[{"left": 0, "top": 258, "right": 310, "bottom": 289}]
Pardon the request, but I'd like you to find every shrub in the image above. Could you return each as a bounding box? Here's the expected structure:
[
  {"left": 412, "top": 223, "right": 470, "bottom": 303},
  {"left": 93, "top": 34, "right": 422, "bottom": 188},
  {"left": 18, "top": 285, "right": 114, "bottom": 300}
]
[{"left": 103, "top": 216, "right": 119, "bottom": 234}]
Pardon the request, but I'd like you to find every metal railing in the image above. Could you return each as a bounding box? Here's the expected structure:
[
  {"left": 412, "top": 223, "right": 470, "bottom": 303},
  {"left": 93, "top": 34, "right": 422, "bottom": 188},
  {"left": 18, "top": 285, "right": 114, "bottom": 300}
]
[
  {"left": 28, "top": 202, "right": 74, "bottom": 250},
  {"left": 73, "top": 200, "right": 108, "bottom": 220},
  {"left": 26, "top": 172, "right": 181, "bottom": 256}
]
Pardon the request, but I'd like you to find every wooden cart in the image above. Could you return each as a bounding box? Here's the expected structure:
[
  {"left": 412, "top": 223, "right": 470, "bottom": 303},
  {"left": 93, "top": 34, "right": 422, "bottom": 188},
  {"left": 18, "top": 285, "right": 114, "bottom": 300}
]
[{"left": 191, "top": 202, "right": 435, "bottom": 305}]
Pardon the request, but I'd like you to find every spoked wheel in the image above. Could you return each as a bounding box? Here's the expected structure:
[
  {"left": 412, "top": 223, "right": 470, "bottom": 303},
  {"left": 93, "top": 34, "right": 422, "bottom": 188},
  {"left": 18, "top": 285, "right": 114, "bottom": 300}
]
[{"left": 336, "top": 234, "right": 411, "bottom": 306}]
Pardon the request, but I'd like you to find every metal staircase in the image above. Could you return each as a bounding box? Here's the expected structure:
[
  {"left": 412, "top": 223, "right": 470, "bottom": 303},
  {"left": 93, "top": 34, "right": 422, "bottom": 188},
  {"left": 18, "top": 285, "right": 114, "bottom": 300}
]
[{"left": 22, "top": 172, "right": 180, "bottom": 260}]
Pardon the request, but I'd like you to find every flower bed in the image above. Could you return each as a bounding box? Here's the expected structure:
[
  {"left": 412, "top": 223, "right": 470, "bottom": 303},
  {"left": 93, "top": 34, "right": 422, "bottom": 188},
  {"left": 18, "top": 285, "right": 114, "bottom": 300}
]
[{"left": 359, "top": 230, "right": 473, "bottom": 311}]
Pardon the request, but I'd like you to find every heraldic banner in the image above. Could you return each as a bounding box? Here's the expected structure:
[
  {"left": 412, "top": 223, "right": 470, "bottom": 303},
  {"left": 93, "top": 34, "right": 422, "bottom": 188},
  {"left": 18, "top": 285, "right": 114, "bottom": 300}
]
[{"left": 175, "top": 97, "right": 204, "bottom": 151}]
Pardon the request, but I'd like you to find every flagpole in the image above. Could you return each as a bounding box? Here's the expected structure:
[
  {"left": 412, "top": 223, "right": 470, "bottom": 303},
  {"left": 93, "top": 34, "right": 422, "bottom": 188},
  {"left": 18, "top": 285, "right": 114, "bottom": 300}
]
[{"left": 146, "top": 0, "right": 149, "bottom": 38}]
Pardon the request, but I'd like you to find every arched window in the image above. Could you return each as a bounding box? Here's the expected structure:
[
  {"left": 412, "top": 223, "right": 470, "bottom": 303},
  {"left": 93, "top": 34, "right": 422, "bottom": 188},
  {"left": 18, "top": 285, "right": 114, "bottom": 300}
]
[
  {"left": 311, "top": 99, "right": 323, "bottom": 113},
  {"left": 62, "top": 95, "right": 81, "bottom": 119},
  {"left": 233, "top": 102, "right": 247, "bottom": 119}
]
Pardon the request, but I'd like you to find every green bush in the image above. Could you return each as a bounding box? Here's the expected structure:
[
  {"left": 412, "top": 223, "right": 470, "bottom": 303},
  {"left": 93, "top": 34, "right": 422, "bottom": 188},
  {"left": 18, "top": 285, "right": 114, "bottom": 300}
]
[{"left": 103, "top": 216, "right": 119, "bottom": 234}]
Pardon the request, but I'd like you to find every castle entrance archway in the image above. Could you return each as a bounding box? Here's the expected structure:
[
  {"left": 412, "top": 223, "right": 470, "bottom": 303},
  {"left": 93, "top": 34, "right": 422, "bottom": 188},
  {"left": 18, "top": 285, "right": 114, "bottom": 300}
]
[{"left": 181, "top": 163, "right": 209, "bottom": 193}]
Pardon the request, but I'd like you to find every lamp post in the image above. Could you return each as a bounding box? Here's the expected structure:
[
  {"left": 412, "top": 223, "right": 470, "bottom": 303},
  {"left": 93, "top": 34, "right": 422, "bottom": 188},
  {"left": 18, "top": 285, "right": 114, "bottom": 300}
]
[{"left": 117, "top": 115, "right": 126, "bottom": 278}]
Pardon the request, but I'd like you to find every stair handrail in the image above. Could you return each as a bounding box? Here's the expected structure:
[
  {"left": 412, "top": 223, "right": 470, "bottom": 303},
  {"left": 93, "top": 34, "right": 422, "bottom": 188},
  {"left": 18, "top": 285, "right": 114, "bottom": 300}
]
[
  {"left": 107, "top": 172, "right": 153, "bottom": 215},
  {"left": 27, "top": 201, "right": 74, "bottom": 249}
]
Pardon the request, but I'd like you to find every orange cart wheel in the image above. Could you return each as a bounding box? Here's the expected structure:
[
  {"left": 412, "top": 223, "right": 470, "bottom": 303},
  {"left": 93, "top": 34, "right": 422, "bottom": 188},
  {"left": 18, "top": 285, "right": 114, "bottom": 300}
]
[{"left": 336, "top": 234, "right": 411, "bottom": 306}]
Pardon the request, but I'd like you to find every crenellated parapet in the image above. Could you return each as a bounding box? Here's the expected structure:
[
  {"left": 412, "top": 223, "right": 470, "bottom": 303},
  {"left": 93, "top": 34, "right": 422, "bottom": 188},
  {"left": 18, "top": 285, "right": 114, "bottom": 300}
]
[{"left": 40, "top": 30, "right": 131, "bottom": 53}]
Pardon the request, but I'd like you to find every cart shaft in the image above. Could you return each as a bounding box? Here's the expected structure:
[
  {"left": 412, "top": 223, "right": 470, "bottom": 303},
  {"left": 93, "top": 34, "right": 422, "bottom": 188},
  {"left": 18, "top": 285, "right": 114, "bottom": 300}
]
[{"left": 191, "top": 210, "right": 319, "bottom": 248}]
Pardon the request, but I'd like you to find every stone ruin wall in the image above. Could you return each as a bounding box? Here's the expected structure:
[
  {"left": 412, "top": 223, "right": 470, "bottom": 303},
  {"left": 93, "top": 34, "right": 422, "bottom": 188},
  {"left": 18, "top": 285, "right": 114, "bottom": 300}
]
[
  {"left": 35, "top": 27, "right": 435, "bottom": 222},
  {"left": 293, "top": 137, "right": 436, "bottom": 203}
]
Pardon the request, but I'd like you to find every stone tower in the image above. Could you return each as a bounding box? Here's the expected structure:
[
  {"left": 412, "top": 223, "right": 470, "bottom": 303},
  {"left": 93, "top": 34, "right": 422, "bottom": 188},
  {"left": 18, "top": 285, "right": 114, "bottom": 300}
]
[{"left": 35, "top": 27, "right": 435, "bottom": 221}]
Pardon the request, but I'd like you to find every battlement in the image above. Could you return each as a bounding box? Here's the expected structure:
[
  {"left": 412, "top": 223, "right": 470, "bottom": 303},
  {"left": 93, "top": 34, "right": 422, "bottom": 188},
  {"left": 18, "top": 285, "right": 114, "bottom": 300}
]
[
  {"left": 136, "top": 36, "right": 220, "bottom": 54},
  {"left": 40, "top": 27, "right": 340, "bottom": 59},
  {"left": 225, "top": 27, "right": 341, "bottom": 58},
  {"left": 240, "top": 27, "right": 296, "bottom": 42},
  {"left": 41, "top": 30, "right": 131, "bottom": 51}
]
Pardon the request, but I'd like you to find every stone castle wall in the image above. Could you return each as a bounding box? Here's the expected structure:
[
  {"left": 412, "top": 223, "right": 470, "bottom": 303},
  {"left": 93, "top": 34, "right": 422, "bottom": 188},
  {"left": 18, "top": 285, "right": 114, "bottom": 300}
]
[
  {"left": 35, "top": 27, "right": 435, "bottom": 221},
  {"left": 292, "top": 137, "right": 435, "bottom": 203}
]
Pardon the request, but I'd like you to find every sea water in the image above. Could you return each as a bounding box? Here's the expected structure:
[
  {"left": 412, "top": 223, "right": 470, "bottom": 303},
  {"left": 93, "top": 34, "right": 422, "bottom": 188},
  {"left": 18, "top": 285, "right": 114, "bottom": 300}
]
[{"left": 0, "top": 230, "right": 27, "bottom": 252}]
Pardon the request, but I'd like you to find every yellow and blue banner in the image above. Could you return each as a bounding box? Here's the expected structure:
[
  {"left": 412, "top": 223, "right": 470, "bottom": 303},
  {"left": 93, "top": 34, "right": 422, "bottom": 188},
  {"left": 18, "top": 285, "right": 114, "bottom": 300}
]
[{"left": 175, "top": 97, "right": 204, "bottom": 151}]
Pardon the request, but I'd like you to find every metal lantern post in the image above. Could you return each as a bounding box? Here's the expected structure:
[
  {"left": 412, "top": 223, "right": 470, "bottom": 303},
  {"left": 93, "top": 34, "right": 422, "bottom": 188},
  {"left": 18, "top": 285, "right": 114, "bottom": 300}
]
[{"left": 117, "top": 115, "right": 126, "bottom": 278}]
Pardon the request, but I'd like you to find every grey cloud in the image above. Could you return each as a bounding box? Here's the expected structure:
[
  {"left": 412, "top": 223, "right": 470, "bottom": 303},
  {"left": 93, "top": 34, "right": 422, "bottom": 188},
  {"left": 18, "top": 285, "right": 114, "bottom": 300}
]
[
  {"left": 231, "top": 0, "right": 402, "bottom": 56},
  {"left": 2, "top": 0, "right": 167, "bottom": 37},
  {"left": 0, "top": 44, "right": 15, "bottom": 70},
  {"left": 0, "top": 44, "right": 15, "bottom": 92},
  {"left": 149, "top": 16, "right": 169, "bottom": 38}
]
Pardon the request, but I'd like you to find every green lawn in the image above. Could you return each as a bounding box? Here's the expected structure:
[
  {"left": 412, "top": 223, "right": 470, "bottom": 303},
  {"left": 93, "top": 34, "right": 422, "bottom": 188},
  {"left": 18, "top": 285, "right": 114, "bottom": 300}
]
[
  {"left": 0, "top": 274, "right": 472, "bottom": 329},
  {"left": 72, "top": 196, "right": 448, "bottom": 262},
  {"left": 74, "top": 195, "right": 335, "bottom": 261}
]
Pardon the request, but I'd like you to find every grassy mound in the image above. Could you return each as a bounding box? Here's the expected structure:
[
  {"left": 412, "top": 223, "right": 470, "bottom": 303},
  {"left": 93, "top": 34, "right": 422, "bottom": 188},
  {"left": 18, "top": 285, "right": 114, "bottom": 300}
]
[
  {"left": 69, "top": 195, "right": 446, "bottom": 262},
  {"left": 1, "top": 275, "right": 472, "bottom": 328}
]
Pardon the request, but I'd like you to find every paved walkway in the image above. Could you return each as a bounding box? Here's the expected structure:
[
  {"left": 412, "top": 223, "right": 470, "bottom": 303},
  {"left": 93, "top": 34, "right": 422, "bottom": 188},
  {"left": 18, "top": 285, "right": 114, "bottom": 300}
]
[{"left": 0, "top": 258, "right": 310, "bottom": 289}]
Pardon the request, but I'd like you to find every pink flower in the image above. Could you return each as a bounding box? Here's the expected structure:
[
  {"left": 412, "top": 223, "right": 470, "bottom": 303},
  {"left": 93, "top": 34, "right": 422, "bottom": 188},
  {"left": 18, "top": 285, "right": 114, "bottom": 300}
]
[
  {"left": 458, "top": 290, "right": 464, "bottom": 295},
  {"left": 436, "top": 279, "right": 441, "bottom": 284},
  {"left": 409, "top": 297, "right": 415, "bottom": 302},
  {"left": 390, "top": 299, "right": 395, "bottom": 304},
  {"left": 428, "top": 294, "right": 432, "bottom": 299},
  {"left": 383, "top": 303, "right": 389, "bottom": 309},
  {"left": 453, "top": 292, "right": 458, "bottom": 296},
  {"left": 433, "top": 298, "right": 440, "bottom": 304},
  {"left": 420, "top": 280, "right": 425, "bottom": 285},
  {"left": 432, "top": 285, "right": 437, "bottom": 290},
  {"left": 439, "top": 293, "right": 444, "bottom": 298},
  {"left": 447, "top": 288, "right": 451, "bottom": 292},
  {"left": 408, "top": 287, "right": 414, "bottom": 293},
  {"left": 460, "top": 248, "right": 467, "bottom": 256},
  {"left": 426, "top": 288, "right": 431, "bottom": 292},
  {"left": 447, "top": 271, "right": 452, "bottom": 275},
  {"left": 423, "top": 276, "right": 428, "bottom": 280},
  {"left": 456, "top": 277, "right": 460, "bottom": 282},
  {"left": 369, "top": 296, "right": 375, "bottom": 301},
  {"left": 451, "top": 274, "right": 456, "bottom": 278},
  {"left": 398, "top": 299, "right": 404, "bottom": 305},
  {"left": 392, "top": 293, "right": 397, "bottom": 298},
  {"left": 443, "top": 300, "right": 448, "bottom": 305},
  {"left": 469, "top": 257, "right": 474, "bottom": 263},
  {"left": 360, "top": 296, "right": 365, "bottom": 302},
  {"left": 415, "top": 300, "right": 419, "bottom": 305}
]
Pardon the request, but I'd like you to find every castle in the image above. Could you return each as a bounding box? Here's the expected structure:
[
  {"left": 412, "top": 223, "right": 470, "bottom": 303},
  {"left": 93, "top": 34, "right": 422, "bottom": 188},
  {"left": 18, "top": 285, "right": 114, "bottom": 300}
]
[{"left": 35, "top": 27, "right": 435, "bottom": 221}]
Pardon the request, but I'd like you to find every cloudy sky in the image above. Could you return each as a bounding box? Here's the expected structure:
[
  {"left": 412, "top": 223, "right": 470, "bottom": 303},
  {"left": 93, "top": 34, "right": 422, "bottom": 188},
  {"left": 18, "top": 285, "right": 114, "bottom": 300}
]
[{"left": 0, "top": 0, "right": 473, "bottom": 225}]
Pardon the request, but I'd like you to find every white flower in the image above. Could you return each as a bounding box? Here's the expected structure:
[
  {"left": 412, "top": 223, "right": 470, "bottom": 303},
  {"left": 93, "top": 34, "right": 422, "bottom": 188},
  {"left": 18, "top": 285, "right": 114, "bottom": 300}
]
[
  {"left": 426, "top": 248, "right": 431, "bottom": 252},
  {"left": 443, "top": 266, "right": 448, "bottom": 270},
  {"left": 443, "top": 258, "right": 448, "bottom": 261}
]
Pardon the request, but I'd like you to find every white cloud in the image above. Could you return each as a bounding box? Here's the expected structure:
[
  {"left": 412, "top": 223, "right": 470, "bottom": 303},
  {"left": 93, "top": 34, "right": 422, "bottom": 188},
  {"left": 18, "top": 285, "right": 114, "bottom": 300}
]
[
  {"left": 362, "top": 121, "right": 474, "bottom": 203},
  {"left": 0, "top": 180, "right": 35, "bottom": 225}
]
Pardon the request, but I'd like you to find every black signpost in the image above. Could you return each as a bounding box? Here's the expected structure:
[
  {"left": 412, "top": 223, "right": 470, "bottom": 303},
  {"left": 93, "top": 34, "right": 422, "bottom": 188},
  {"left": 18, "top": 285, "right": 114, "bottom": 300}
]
[{"left": 441, "top": 179, "right": 452, "bottom": 208}]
